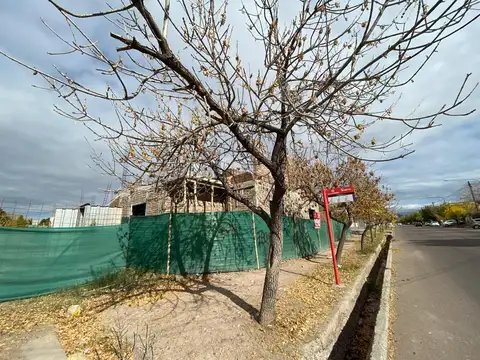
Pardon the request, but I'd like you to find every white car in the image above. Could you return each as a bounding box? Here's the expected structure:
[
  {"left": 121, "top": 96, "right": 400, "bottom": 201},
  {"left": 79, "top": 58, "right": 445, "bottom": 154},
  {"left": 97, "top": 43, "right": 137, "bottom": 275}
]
[
  {"left": 442, "top": 219, "right": 457, "bottom": 227},
  {"left": 430, "top": 221, "right": 440, "bottom": 226},
  {"left": 467, "top": 214, "right": 480, "bottom": 229},
  {"left": 472, "top": 218, "right": 480, "bottom": 229}
]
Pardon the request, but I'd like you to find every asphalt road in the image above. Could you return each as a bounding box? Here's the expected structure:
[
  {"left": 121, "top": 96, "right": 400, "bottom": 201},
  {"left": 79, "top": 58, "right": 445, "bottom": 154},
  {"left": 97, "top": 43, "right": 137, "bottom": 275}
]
[{"left": 393, "top": 226, "right": 480, "bottom": 360}]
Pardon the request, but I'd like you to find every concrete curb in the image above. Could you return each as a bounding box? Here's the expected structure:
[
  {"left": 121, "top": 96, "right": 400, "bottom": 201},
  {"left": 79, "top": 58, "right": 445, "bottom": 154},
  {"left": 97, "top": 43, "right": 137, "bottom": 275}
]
[
  {"left": 301, "top": 239, "right": 386, "bottom": 360},
  {"left": 368, "top": 238, "right": 393, "bottom": 360}
]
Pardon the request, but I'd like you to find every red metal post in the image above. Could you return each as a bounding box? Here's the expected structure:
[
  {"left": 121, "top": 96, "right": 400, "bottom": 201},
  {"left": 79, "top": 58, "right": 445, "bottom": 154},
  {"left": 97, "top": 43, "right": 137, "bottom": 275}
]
[{"left": 323, "top": 188, "right": 341, "bottom": 285}]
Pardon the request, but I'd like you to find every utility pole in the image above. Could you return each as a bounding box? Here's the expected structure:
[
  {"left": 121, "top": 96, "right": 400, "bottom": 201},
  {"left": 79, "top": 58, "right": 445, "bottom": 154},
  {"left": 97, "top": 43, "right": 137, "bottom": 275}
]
[{"left": 467, "top": 181, "right": 479, "bottom": 211}]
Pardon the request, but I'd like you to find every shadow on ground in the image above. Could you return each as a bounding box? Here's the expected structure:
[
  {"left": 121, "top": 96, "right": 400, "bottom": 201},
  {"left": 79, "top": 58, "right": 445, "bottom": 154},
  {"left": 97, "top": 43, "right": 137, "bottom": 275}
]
[
  {"left": 414, "top": 238, "right": 480, "bottom": 247},
  {"left": 87, "top": 274, "right": 259, "bottom": 319},
  {"left": 394, "top": 254, "right": 480, "bottom": 288}
]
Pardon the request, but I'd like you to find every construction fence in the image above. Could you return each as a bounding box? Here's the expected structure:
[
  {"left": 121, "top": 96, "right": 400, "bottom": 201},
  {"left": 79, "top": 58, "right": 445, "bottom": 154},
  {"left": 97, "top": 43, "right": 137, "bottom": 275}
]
[{"left": 0, "top": 211, "right": 344, "bottom": 301}]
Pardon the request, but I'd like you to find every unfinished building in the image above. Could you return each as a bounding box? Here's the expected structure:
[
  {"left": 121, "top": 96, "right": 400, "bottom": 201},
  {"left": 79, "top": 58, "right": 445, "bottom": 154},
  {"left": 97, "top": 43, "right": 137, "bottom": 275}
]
[{"left": 110, "top": 159, "right": 317, "bottom": 219}]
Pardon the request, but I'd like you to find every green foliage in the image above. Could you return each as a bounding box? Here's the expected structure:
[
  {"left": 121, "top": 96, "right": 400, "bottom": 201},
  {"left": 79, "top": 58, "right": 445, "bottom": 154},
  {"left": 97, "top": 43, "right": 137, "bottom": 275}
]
[
  {"left": 399, "top": 202, "right": 475, "bottom": 224},
  {"left": 0, "top": 208, "right": 15, "bottom": 227},
  {"left": 15, "top": 215, "right": 29, "bottom": 228},
  {"left": 0, "top": 209, "right": 33, "bottom": 228},
  {"left": 420, "top": 205, "right": 438, "bottom": 222},
  {"left": 399, "top": 211, "right": 423, "bottom": 223},
  {"left": 38, "top": 218, "right": 51, "bottom": 227},
  {"left": 443, "top": 202, "right": 474, "bottom": 221}
]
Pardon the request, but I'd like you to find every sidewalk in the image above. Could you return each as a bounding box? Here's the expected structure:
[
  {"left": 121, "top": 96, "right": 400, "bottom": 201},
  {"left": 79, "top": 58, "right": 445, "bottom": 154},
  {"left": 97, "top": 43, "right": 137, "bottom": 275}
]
[{"left": 0, "top": 326, "right": 67, "bottom": 360}]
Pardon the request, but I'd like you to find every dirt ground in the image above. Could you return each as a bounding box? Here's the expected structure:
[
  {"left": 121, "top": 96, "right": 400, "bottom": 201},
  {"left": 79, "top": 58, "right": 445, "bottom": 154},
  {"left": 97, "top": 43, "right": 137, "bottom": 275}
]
[
  {"left": 0, "top": 234, "right": 381, "bottom": 360},
  {"left": 99, "top": 249, "right": 338, "bottom": 360}
]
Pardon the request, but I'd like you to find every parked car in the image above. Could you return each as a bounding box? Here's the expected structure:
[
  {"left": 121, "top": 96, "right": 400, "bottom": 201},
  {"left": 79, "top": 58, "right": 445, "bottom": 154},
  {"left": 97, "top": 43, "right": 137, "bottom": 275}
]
[
  {"left": 415, "top": 221, "right": 423, "bottom": 227},
  {"left": 472, "top": 218, "right": 480, "bottom": 229},
  {"left": 465, "top": 213, "right": 480, "bottom": 229},
  {"left": 430, "top": 221, "right": 440, "bottom": 227},
  {"left": 442, "top": 219, "right": 457, "bottom": 227}
]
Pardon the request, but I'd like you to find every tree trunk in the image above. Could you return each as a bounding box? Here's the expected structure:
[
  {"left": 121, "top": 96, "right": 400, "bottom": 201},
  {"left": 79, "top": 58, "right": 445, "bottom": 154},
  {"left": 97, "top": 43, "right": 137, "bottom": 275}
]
[
  {"left": 361, "top": 225, "right": 371, "bottom": 252},
  {"left": 335, "top": 220, "right": 352, "bottom": 265},
  {"left": 369, "top": 226, "right": 374, "bottom": 243},
  {"left": 258, "top": 200, "right": 284, "bottom": 325},
  {"left": 258, "top": 134, "right": 287, "bottom": 326}
]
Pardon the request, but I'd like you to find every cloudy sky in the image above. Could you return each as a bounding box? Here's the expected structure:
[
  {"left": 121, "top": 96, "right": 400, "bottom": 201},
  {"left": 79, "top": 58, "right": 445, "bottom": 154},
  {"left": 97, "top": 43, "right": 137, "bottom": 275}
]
[{"left": 0, "top": 1, "right": 479, "bottom": 216}]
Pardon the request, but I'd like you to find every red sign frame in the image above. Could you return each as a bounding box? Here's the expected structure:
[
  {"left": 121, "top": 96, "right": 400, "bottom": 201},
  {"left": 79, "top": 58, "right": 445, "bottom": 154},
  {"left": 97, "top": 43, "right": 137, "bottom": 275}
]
[
  {"left": 325, "top": 186, "right": 355, "bottom": 197},
  {"left": 322, "top": 185, "right": 355, "bottom": 286}
]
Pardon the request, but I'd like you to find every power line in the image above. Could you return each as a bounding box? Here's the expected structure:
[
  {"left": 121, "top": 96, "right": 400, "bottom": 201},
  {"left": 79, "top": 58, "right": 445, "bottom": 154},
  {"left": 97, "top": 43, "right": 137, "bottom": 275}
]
[{"left": 444, "top": 177, "right": 480, "bottom": 182}]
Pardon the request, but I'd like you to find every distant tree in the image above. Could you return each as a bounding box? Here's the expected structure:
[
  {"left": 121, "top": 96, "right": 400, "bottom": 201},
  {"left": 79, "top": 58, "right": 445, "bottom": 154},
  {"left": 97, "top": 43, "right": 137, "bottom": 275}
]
[
  {"left": 289, "top": 157, "right": 394, "bottom": 261},
  {"left": 444, "top": 203, "right": 473, "bottom": 222},
  {"left": 435, "top": 203, "right": 448, "bottom": 219},
  {"left": 38, "top": 218, "right": 51, "bottom": 227},
  {"left": 15, "top": 215, "right": 29, "bottom": 228},
  {"left": 0, "top": 208, "right": 14, "bottom": 227},
  {"left": 420, "top": 205, "right": 438, "bottom": 222},
  {"left": 400, "top": 211, "right": 423, "bottom": 223},
  {"left": 398, "top": 215, "right": 408, "bottom": 223},
  {"left": 359, "top": 191, "right": 396, "bottom": 251},
  {"left": 412, "top": 212, "right": 423, "bottom": 222}
]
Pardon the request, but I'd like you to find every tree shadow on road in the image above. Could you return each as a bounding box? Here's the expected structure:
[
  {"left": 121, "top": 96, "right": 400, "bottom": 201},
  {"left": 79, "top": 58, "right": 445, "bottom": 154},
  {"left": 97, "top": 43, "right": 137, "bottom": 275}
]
[
  {"left": 395, "top": 254, "right": 480, "bottom": 288},
  {"left": 414, "top": 238, "right": 480, "bottom": 247}
]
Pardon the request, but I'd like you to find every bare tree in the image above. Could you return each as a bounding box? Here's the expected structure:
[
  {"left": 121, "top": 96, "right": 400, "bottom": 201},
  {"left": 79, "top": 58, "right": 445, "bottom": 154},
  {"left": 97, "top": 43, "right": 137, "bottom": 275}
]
[{"left": 1, "top": 0, "right": 478, "bottom": 325}]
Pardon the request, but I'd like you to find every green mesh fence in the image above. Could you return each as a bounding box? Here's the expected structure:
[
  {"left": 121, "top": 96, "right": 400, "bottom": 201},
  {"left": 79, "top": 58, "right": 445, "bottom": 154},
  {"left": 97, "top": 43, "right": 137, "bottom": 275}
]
[
  {"left": 169, "top": 212, "right": 258, "bottom": 274},
  {"left": 0, "top": 212, "right": 347, "bottom": 301},
  {"left": 253, "top": 216, "right": 335, "bottom": 267},
  {"left": 127, "top": 215, "right": 169, "bottom": 272},
  {"left": 0, "top": 225, "right": 127, "bottom": 302}
]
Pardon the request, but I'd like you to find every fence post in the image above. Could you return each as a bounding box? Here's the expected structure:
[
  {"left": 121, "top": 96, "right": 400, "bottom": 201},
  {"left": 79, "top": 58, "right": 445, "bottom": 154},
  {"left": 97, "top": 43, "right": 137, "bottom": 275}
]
[
  {"left": 293, "top": 216, "right": 299, "bottom": 258},
  {"left": 167, "top": 210, "right": 173, "bottom": 274},
  {"left": 252, "top": 212, "right": 260, "bottom": 269},
  {"left": 210, "top": 184, "right": 214, "bottom": 212}
]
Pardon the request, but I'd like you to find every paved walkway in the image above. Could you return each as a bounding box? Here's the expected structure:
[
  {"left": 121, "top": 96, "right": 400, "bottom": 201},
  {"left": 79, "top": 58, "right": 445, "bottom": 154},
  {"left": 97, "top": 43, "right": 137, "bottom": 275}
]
[
  {"left": 1, "top": 326, "right": 67, "bottom": 360},
  {"left": 393, "top": 226, "right": 480, "bottom": 360}
]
